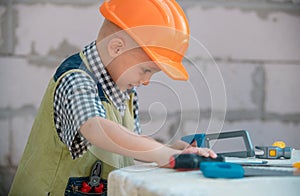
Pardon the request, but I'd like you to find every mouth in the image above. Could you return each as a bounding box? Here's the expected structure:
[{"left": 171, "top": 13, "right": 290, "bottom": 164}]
[{"left": 128, "top": 84, "right": 140, "bottom": 89}]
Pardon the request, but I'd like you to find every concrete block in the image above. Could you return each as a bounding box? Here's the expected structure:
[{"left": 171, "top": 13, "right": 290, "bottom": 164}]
[
  {"left": 0, "top": 5, "right": 6, "bottom": 50},
  {"left": 219, "top": 62, "right": 260, "bottom": 110},
  {"left": 137, "top": 71, "right": 208, "bottom": 113},
  {"left": 139, "top": 70, "right": 216, "bottom": 112},
  {"left": 292, "top": 0, "right": 300, "bottom": 4},
  {"left": 186, "top": 6, "right": 300, "bottom": 61},
  {"left": 0, "top": 119, "right": 10, "bottom": 166},
  {"left": 11, "top": 115, "right": 34, "bottom": 166},
  {"left": 14, "top": 3, "right": 103, "bottom": 56},
  {"left": 0, "top": 1, "right": 13, "bottom": 54},
  {"left": 0, "top": 4, "right": 11, "bottom": 54},
  {"left": 0, "top": 57, "right": 56, "bottom": 109},
  {"left": 265, "top": 64, "right": 300, "bottom": 114},
  {"left": 137, "top": 61, "right": 258, "bottom": 114}
]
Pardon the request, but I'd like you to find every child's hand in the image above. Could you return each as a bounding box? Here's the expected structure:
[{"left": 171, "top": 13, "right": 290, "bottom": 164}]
[
  {"left": 182, "top": 147, "right": 217, "bottom": 158},
  {"left": 169, "top": 140, "right": 217, "bottom": 159}
]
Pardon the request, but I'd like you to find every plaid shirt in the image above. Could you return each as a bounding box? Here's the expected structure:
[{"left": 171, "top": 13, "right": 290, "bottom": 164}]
[{"left": 54, "top": 41, "right": 141, "bottom": 159}]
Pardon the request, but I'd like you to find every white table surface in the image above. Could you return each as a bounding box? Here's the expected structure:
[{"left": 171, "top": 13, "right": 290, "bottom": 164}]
[{"left": 108, "top": 150, "right": 300, "bottom": 196}]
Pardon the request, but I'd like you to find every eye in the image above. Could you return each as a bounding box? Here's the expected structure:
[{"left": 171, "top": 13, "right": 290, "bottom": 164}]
[
  {"left": 141, "top": 67, "right": 152, "bottom": 74},
  {"left": 144, "top": 68, "right": 152, "bottom": 73}
]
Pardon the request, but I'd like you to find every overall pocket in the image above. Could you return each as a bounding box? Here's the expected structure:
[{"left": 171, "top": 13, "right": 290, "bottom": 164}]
[{"left": 64, "top": 176, "right": 107, "bottom": 196}]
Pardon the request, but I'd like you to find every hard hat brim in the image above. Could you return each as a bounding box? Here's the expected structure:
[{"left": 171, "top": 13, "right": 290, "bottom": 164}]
[{"left": 143, "top": 48, "right": 189, "bottom": 81}]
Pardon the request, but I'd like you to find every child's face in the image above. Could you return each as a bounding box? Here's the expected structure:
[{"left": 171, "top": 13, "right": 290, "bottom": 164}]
[{"left": 106, "top": 47, "right": 161, "bottom": 91}]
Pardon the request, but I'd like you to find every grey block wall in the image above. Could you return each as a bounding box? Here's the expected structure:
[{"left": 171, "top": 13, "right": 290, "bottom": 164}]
[{"left": 0, "top": 0, "right": 300, "bottom": 195}]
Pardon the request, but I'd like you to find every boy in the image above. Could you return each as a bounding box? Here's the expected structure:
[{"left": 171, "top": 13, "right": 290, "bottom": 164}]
[{"left": 9, "top": 0, "right": 216, "bottom": 195}]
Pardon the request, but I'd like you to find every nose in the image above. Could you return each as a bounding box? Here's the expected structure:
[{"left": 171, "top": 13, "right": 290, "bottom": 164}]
[{"left": 142, "top": 81, "right": 150, "bottom": 85}]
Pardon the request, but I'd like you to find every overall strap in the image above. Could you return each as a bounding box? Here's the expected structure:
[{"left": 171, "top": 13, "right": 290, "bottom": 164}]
[{"left": 53, "top": 53, "right": 108, "bottom": 102}]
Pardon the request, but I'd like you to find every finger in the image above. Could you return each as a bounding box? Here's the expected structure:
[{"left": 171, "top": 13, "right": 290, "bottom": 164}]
[
  {"left": 198, "top": 148, "right": 217, "bottom": 158},
  {"left": 207, "top": 149, "right": 217, "bottom": 158},
  {"left": 197, "top": 148, "right": 210, "bottom": 157},
  {"left": 183, "top": 147, "right": 197, "bottom": 154}
]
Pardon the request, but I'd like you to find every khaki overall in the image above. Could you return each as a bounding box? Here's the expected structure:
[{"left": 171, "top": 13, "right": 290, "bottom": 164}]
[{"left": 9, "top": 52, "right": 135, "bottom": 195}]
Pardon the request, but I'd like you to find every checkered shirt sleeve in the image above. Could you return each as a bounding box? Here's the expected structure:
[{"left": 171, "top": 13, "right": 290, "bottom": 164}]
[{"left": 54, "top": 72, "right": 106, "bottom": 159}]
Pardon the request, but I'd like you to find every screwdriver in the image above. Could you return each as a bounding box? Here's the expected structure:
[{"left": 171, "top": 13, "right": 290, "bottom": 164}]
[{"left": 242, "top": 162, "right": 300, "bottom": 169}]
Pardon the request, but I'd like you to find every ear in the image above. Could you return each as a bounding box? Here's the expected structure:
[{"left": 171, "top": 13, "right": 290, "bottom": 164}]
[{"left": 107, "top": 37, "right": 125, "bottom": 57}]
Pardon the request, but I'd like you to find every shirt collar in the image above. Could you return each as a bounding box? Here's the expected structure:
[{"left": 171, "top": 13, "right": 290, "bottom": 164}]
[{"left": 82, "top": 41, "right": 130, "bottom": 113}]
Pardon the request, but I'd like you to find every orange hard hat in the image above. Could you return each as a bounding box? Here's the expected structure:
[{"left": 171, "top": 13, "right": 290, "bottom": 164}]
[{"left": 100, "top": 0, "right": 190, "bottom": 80}]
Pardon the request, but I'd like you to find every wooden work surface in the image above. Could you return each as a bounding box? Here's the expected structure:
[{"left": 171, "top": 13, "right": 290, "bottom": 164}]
[{"left": 107, "top": 150, "right": 300, "bottom": 196}]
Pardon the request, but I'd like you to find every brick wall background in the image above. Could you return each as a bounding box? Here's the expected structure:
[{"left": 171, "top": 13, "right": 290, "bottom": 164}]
[{"left": 0, "top": 0, "right": 300, "bottom": 194}]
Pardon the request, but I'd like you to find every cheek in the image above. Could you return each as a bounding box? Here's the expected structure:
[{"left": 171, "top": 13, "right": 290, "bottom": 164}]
[
  {"left": 127, "top": 66, "right": 142, "bottom": 78},
  {"left": 116, "top": 68, "right": 138, "bottom": 83},
  {"left": 108, "top": 65, "right": 135, "bottom": 84}
]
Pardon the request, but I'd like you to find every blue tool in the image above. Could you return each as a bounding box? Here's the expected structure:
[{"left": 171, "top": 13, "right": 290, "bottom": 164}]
[
  {"left": 200, "top": 162, "right": 244, "bottom": 178},
  {"left": 181, "top": 134, "right": 206, "bottom": 147},
  {"left": 199, "top": 162, "right": 299, "bottom": 178}
]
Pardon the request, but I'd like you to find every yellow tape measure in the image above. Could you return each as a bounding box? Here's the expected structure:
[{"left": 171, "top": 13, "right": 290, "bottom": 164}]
[{"left": 272, "top": 141, "right": 286, "bottom": 148}]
